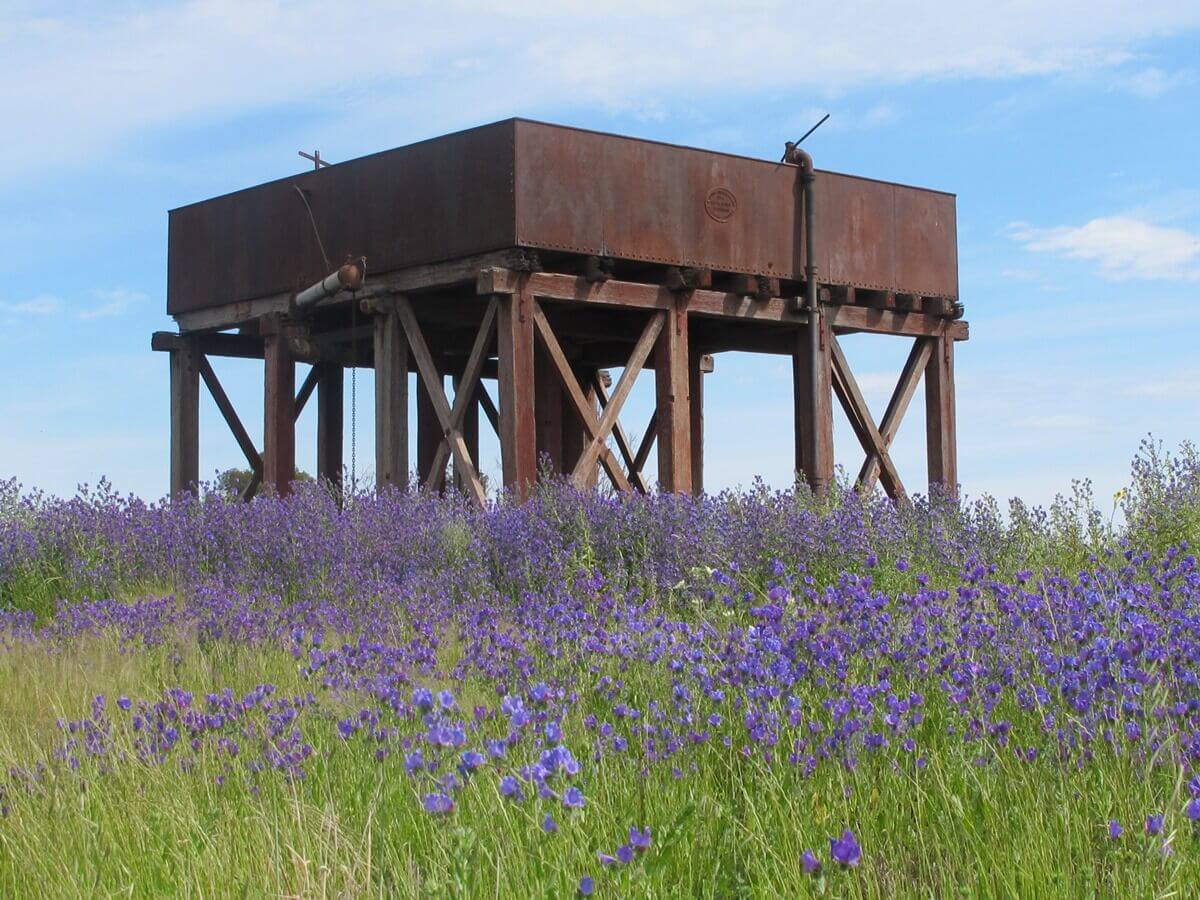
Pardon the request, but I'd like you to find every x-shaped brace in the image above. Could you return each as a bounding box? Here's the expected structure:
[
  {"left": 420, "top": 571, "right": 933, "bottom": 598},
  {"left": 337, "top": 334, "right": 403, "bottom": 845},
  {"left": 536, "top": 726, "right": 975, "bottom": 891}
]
[
  {"left": 394, "top": 296, "right": 492, "bottom": 507},
  {"left": 831, "top": 335, "right": 932, "bottom": 502},
  {"left": 532, "top": 301, "right": 665, "bottom": 491}
]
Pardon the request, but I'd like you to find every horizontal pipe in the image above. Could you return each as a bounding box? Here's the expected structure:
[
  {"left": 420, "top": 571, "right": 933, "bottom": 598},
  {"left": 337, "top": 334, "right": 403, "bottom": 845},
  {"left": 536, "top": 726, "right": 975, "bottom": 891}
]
[{"left": 294, "top": 259, "right": 365, "bottom": 309}]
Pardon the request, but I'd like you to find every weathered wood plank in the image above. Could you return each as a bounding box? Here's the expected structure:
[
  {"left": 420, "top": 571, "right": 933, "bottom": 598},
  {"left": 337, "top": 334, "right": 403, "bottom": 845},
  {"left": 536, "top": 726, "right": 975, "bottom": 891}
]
[
  {"left": 168, "top": 337, "right": 200, "bottom": 497},
  {"left": 373, "top": 307, "right": 409, "bottom": 491},
  {"left": 655, "top": 296, "right": 692, "bottom": 493},
  {"left": 793, "top": 312, "right": 834, "bottom": 496},
  {"left": 689, "top": 343, "right": 704, "bottom": 495},
  {"left": 262, "top": 322, "right": 296, "bottom": 495},
  {"left": 496, "top": 282, "right": 538, "bottom": 499},
  {"left": 316, "top": 363, "right": 344, "bottom": 491},
  {"left": 925, "top": 331, "right": 958, "bottom": 496}
]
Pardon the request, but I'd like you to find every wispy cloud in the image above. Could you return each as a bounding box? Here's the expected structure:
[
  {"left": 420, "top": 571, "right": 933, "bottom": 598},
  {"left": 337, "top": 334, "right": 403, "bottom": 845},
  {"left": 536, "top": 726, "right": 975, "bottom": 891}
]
[
  {"left": 1, "top": 1, "right": 1198, "bottom": 184},
  {"left": 1007, "top": 216, "right": 1200, "bottom": 281},
  {"left": 78, "top": 288, "right": 146, "bottom": 320},
  {"left": 0, "top": 294, "right": 63, "bottom": 315},
  {"left": 1113, "top": 66, "right": 1194, "bottom": 99}
]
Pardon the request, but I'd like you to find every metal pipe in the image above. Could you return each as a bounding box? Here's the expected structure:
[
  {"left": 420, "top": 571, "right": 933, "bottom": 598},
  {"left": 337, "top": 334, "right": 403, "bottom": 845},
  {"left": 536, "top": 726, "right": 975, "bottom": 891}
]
[
  {"left": 294, "top": 258, "right": 365, "bottom": 309},
  {"left": 786, "top": 144, "right": 827, "bottom": 496}
]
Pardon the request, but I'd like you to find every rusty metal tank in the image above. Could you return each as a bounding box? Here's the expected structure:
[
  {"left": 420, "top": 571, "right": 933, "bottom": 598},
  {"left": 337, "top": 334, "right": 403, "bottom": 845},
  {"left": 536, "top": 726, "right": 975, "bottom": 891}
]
[{"left": 167, "top": 118, "right": 958, "bottom": 315}]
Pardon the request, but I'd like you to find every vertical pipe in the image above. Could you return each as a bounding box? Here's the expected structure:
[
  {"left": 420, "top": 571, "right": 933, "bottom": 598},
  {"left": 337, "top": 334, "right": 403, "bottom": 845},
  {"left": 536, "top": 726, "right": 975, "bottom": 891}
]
[
  {"left": 791, "top": 150, "right": 833, "bottom": 497},
  {"left": 497, "top": 283, "right": 538, "bottom": 499},
  {"left": 169, "top": 338, "right": 200, "bottom": 498}
]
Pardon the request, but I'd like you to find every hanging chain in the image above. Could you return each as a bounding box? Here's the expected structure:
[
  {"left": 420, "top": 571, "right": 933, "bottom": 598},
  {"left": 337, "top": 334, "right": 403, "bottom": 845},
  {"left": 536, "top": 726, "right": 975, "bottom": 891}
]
[{"left": 350, "top": 292, "right": 358, "bottom": 500}]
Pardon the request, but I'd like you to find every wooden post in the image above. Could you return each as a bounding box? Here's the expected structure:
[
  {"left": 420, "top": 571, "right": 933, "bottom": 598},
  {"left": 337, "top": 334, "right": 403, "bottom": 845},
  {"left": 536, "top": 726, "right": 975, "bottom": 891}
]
[
  {"left": 316, "top": 363, "right": 343, "bottom": 492},
  {"left": 925, "top": 332, "right": 958, "bottom": 497},
  {"left": 169, "top": 337, "right": 200, "bottom": 498},
  {"left": 654, "top": 299, "right": 692, "bottom": 493},
  {"left": 496, "top": 282, "right": 537, "bottom": 498},
  {"left": 452, "top": 373, "right": 481, "bottom": 494},
  {"left": 535, "top": 343, "right": 566, "bottom": 473},
  {"left": 793, "top": 311, "right": 834, "bottom": 496},
  {"left": 374, "top": 305, "right": 409, "bottom": 491},
  {"left": 688, "top": 345, "right": 704, "bottom": 496},
  {"left": 262, "top": 319, "right": 296, "bottom": 496},
  {"left": 417, "top": 366, "right": 446, "bottom": 493}
]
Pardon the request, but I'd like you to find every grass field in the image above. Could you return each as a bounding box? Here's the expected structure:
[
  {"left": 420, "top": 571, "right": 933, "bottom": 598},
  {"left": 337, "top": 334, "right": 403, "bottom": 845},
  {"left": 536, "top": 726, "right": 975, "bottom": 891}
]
[{"left": 2, "top": 439, "right": 1200, "bottom": 897}]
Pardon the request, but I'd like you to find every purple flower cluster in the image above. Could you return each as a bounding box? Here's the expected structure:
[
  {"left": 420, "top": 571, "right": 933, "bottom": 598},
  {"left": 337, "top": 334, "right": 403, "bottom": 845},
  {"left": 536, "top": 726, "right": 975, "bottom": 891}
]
[{"left": 4, "top": 440, "right": 1200, "bottom": 886}]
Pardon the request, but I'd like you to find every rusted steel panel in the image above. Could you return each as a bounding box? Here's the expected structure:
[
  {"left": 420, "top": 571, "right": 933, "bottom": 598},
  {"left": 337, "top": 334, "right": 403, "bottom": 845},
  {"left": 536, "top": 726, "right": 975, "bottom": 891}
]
[
  {"left": 168, "top": 118, "right": 959, "bottom": 316},
  {"left": 514, "top": 121, "right": 798, "bottom": 278},
  {"left": 512, "top": 121, "right": 957, "bottom": 298},
  {"left": 168, "top": 121, "right": 518, "bottom": 315}
]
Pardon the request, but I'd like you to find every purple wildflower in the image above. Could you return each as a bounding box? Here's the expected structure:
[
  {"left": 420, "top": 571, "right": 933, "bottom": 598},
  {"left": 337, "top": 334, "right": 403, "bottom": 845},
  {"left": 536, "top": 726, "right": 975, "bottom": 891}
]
[
  {"left": 563, "top": 786, "right": 585, "bottom": 809},
  {"left": 422, "top": 793, "right": 454, "bottom": 815},
  {"left": 830, "top": 830, "right": 861, "bottom": 867},
  {"left": 578, "top": 876, "right": 595, "bottom": 896},
  {"left": 802, "top": 849, "right": 821, "bottom": 874},
  {"left": 1108, "top": 820, "right": 1123, "bottom": 839}
]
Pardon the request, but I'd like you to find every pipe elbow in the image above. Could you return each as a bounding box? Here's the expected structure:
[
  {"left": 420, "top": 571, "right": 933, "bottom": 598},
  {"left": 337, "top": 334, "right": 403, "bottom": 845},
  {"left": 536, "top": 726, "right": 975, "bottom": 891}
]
[{"left": 784, "top": 143, "right": 814, "bottom": 176}]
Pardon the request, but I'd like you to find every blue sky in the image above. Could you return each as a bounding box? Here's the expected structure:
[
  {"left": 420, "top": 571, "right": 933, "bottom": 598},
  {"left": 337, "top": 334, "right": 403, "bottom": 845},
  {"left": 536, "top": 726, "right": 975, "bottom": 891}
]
[{"left": 1, "top": 1, "right": 1198, "bottom": 506}]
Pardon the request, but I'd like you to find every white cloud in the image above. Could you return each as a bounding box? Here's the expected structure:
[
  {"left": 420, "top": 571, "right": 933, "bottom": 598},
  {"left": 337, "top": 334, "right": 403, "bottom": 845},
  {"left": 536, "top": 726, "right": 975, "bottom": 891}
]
[
  {"left": 1008, "top": 216, "right": 1200, "bottom": 281},
  {"left": 0, "top": 1, "right": 1197, "bottom": 184},
  {"left": 78, "top": 288, "right": 147, "bottom": 320},
  {"left": 1114, "top": 66, "right": 1193, "bottom": 98},
  {"left": 0, "top": 294, "right": 63, "bottom": 315}
]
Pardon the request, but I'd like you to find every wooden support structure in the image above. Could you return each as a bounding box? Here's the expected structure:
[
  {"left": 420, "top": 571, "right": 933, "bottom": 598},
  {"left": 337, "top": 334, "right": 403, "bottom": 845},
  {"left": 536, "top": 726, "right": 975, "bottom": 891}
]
[
  {"left": 417, "top": 371, "right": 445, "bottom": 493},
  {"left": 925, "top": 331, "right": 958, "bottom": 496},
  {"left": 793, "top": 310, "right": 834, "bottom": 496},
  {"left": 452, "top": 372, "right": 481, "bottom": 494},
  {"left": 496, "top": 282, "right": 538, "bottom": 499},
  {"left": 655, "top": 295, "right": 692, "bottom": 493},
  {"left": 562, "top": 367, "right": 598, "bottom": 488},
  {"left": 535, "top": 343, "right": 566, "bottom": 473},
  {"left": 261, "top": 318, "right": 296, "bottom": 496},
  {"left": 168, "top": 335, "right": 200, "bottom": 497},
  {"left": 688, "top": 341, "right": 704, "bottom": 495},
  {"left": 395, "top": 296, "right": 490, "bottom": 506},
  {"left": 831, "top": 335, "right": 907, "bottom": 502},
  {"left": 158, "top": 261, "right": 963, "bottom": 507},
  {"left": 857, "top": 338, "right": 932, "bottom": 493},
  {"left": 317, "top": 363, "right": 344, "bottom": 490},
  {"left": 373, "top": 304, "right": 408, "bottom": 491}
]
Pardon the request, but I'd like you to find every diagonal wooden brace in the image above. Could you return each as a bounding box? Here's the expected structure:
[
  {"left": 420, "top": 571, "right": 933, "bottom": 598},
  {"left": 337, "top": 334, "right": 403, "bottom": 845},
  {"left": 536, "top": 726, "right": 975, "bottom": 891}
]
[
  {"left": 393, "top": 296, "right": 489, "bottom": 507},
  {"left": 592, "top": 372, "right": 652, "bottom": 494},
  {"left": 857, "top": 337, "right": 932, "bottom": 492},
  {"left": 531, "top": 303, "right": 667, "bottom": 492},
  {"left": 422, "top": 299, "right": 499, "bottom": 496},
  {"left": 829, "top": 335, "right": 907, "bottom": 502}
]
